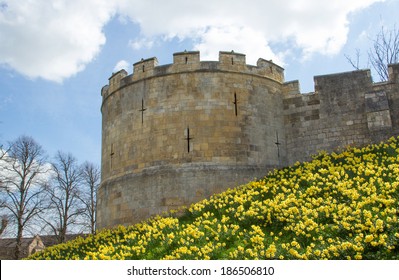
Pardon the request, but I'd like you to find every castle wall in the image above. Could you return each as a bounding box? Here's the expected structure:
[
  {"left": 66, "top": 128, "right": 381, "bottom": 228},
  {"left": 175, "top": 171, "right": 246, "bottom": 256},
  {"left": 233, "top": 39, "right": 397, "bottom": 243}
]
[
  {"left": 98, "top": 49, "right": 399, "bottom": 229},
  {"left": 98, "top": 51, "right": 287, "bottom": 228},
  {"left": 283, "top": 64, "right": 399, "bottom": 164},
  {"left": 384, "top": 64, "right": 399, "bottom": 132}
]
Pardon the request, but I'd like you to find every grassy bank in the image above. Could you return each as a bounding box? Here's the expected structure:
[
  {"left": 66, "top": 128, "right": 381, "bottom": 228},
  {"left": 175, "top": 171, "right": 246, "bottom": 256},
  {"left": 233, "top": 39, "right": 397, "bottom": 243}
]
[{"left": 29, "top": 137, "right": 399, "bottom": 260}]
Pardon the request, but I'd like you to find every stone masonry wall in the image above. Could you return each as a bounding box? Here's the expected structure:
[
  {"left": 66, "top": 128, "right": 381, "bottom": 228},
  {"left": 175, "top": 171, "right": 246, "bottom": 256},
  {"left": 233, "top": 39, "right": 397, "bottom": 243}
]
[
  {"left": 98, "top": 51, "right": 286, "bottom": 228},
  {"left": 98, "top": 49, "right": 399, "bottom": 229},
  {"left": 283, "top": 64, "right": 399, "bottom": 164}
]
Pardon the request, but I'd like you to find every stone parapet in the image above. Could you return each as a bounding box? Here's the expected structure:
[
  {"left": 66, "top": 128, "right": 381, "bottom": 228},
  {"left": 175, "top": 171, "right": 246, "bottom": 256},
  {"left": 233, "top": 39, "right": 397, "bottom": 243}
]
[{"left": 98, "top": 50, "right": 399, "bottom": 229}]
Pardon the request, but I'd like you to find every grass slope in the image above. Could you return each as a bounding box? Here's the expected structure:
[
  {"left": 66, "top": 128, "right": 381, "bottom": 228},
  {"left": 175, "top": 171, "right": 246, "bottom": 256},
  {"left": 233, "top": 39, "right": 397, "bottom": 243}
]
[{"left": 29, "top": 137, "right": 399, "bottom": 260}]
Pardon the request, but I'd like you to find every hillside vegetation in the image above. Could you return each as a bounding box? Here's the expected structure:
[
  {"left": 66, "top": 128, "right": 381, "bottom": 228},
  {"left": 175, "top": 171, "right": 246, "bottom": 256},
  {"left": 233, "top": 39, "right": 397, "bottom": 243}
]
[{"left": 29, "top": 137, "right": 399, "bottom": 260}]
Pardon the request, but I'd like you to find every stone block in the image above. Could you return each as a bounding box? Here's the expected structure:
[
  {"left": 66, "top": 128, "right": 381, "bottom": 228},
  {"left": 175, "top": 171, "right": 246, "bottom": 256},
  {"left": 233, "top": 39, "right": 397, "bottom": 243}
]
[
  {"left": 367, "top": 110, "right": 392, "bottom": 130},
  {"left": 162, "top": 197, "right": 185, "bottom": 207},
  {"left": 365, "top": 91, "right": 389, "bottom": 112}
]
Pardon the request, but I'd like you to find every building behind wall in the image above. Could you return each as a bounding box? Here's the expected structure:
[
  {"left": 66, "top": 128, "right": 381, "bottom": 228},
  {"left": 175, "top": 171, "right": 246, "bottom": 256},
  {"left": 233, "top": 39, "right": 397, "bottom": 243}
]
[
  {"left": 97, "top": 50, "right": 399, "bottom": 229},
  {"left": 0, "top": 234, "right": 84, "bottom": 259}
]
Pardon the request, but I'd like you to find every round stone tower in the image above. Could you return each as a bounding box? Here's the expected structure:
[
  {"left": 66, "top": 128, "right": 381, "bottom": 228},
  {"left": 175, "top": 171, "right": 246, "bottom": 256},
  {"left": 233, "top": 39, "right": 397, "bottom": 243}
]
[{"left": 97, "top": 51, "right": 287, "bottom": 228}]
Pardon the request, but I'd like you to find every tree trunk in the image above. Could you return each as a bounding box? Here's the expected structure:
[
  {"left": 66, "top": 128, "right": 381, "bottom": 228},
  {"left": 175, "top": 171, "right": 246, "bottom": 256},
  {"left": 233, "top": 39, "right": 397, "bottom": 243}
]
[{"left": 15, "top": 223, "right": 23, "bottom": 259}]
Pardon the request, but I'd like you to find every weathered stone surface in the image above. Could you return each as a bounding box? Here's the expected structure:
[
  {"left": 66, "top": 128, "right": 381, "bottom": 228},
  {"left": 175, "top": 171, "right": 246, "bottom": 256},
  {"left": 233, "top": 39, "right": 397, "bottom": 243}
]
[{"left": 97, "top": 51, "right": 399, "bottom": 229}]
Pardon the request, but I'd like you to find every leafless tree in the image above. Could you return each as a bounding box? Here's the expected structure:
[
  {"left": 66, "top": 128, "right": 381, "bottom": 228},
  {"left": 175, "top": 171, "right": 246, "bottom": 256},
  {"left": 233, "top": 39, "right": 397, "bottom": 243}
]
[
  {"left": 369, "top": 25, "right": 399, "bottom": 81},
  {"left": 0, "top": 144, "right": 8, "bottom": 237},
  {"left": 0, "top": 136, "right": 48, "bottom": 259},
  {"left": 346, "top": 25, "right": 399, "bottom": 81},
  {"left": 0, "top": 145, "right": 6, "bottom": 161},
  {"left": 0, "top": 143, "right": 9, "bottom": 187},
  {"left": 79, "top": 161, "right": 100, "bottom": 235},
  {"left": 344, "top": 48, "right": 363, "bottom": 71},
  {"left": 43, "top": 151, "right": 84, "bottom": 244},
  {"left": 0, "top": 143, "right": 5, "bottom": 197}
]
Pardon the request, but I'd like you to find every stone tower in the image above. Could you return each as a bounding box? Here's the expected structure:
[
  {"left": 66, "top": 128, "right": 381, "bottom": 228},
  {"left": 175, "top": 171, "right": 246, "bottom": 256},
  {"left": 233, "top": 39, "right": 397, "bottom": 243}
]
[
  {"left": 97, "top": 50, "right": 399, "bottom": 229},
  {"left": 97, "top": 51, "right": 288, "bottom": 228}
]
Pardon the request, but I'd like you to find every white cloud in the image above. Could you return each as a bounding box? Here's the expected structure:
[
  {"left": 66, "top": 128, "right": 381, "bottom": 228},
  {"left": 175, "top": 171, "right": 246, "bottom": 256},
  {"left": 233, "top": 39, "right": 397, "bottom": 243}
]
[
  {"left": 129, "top": 37, "right": 155, "bottom": 50},
  {"left": 119, "top": 0, "right": 385, "bottom": 63},
  {"left": 0, "top": 150, "right": 53, "bottom": 190},
  {"left": 0, "top": 0, "right": 116, "bottom": 82},
  {"left": 0, "top": 0, "right": 385, "bottom": 82},
  {"left": 193, "top": 25, "right": 283, "bottom": 66},
  {"left": 113, "top": 60, "right": 130, "bottom": 72}
]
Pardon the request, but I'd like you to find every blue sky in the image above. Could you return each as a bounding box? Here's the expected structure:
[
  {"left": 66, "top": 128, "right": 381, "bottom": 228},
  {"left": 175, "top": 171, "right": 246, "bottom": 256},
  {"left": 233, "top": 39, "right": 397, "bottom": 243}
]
[{"left": 0, "top": 0, "right": 398, "bottom": 167}]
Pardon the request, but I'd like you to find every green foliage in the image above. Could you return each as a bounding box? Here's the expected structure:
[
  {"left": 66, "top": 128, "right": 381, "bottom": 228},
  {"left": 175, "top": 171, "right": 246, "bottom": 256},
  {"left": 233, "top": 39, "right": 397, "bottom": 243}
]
[{"left": 29, "top": 137, "right": 399, "bottom": 260}]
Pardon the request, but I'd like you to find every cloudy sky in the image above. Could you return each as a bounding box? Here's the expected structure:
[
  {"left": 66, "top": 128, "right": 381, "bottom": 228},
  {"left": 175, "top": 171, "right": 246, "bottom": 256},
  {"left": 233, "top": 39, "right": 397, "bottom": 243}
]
[{"left": 0, "top": 0, "right": 398, "bottom": 166}]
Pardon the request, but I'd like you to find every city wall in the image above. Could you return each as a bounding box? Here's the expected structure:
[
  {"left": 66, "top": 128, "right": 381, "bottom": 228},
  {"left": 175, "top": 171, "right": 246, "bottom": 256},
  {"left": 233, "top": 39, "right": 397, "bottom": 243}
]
[
  {"left": 284, "top": 65, "right": 399, "bottom": 164},
  {"left": 97, "top": 50, "right": 399, "bottom": 228}
]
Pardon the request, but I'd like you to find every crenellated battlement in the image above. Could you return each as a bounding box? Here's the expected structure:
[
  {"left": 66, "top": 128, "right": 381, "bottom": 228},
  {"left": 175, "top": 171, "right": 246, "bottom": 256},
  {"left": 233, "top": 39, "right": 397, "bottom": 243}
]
[
  {"left": 98, "top": 49, "right": 399, "bottom": 229},
  {"left": 132, "top": 57, "right": 159, "bottom": 80},
  {"left": 103, "top": 51, "right": 285, "bottom": 99},
  {"left": 282, "top": 63, "right": 399, "bottom": 165}
]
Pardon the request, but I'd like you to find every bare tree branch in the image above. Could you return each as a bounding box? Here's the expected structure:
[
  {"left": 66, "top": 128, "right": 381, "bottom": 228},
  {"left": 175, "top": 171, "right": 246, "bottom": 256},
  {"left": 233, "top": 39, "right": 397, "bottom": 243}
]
[
  {"left": 346, "top": 25, "right": 399, "bottom": 82},
  {"left": 0, "top": 136, "right": 48, "bottom": 259},
  {"left": 79, "top": 161, "right": 100, "bottom": 234},
  {"left": 368, "top": 25, "right": 399, "bottom": 81},
  {"left": 43, "top": 151, "right": 84, "bottom": 243},
  {"left": 345, "top": 48, "right": 362, "bottom": 70}
]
